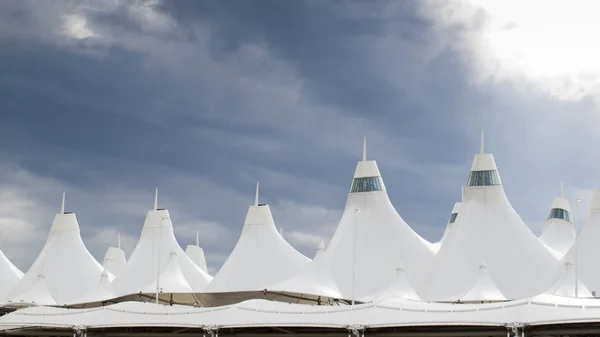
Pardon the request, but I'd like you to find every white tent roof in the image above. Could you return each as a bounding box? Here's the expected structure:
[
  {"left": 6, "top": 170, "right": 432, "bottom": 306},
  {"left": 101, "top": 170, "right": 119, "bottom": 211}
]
[
  {"left": 6, "top": 295, "right": 600, "bottom": 331},
  {"left": 111, "top": 193, "right": 212, "bottom": 297},
  {"left": 0, "top": 249, "right": 23, "bottom": 301},
  {"left": 206, "top": 184, "right": 310, "bottom": 292},
  {"left": 103, "top": 247, "right": 127, "bottom": 278},
  {"left": 545, "top": 258, "right": 592, "bottom": 298},
  {"left": 270, "top": 239, "right": 342, "bottom": 301},
  {"left": 577, "top": 187, "right": 600, "bottom": 293},
  {"left": 318, "top": 144, "right": 435, "bottom": 300},
  {"left": 445, "top": 260, "right": 506, "bottom": 303},
  {"left": 539, "top": 196, "right": 575, "bottom": 258},
  {"left": 424, "top": 143, "right": 561, "bottom": 301},
  {"left": 6, "top": 274, "right": 56, "bottom": 306},
  {"left": 6, "top": 195, "right": 105, "bottom": 305},
  {"left": 141, "top": 249, "right": 193, "bottom": 294}
]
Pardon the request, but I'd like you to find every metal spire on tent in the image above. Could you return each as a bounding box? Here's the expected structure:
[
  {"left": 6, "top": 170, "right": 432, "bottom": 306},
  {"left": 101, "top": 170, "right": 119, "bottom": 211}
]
[
  {"left": 480, "top": 129, "right": 484, "bottom": 154},
  {"left": 461, "top": 187, "right": 465, "bottom": 201},
  {"left": 60, "top": 192, "right": 65, "bottom": 214},
  {"left": 154, "top": 187, "right": 158, "bottom": 211},
  {"left": 560, "top": 182, "right": 564, "bottom": 197},
  {"left": 362, "top": 136, "right": 367, "bottom": 161},
  {"left": 117, "top": 233, "right": 121, "bottom": 250},
  {"left": 255, "top": 182, "right": 259, "bottom": 206},
  {"left": 196, "top": 230, "right": 199, "bottom": 247}
]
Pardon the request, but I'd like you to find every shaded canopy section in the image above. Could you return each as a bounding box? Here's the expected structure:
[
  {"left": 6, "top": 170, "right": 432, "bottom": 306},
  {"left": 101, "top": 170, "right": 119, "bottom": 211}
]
[
  {"left": 424, "top": 145, "right": 561, "bottom": 301},
  {"left": 577, "top": 187, "right": 600, "bottom": 294},
  {"left": 539, "top": 195, "right": 575, "bottom": 259},
  {"left": 0, "top": 250, "right": 23, "bottom": 301},
  {"left": 112, "top": 192, "right": 212, "bottom": 299},
  {"left": 6, "top": 195, "right": 105, "bottom": 305},
  {"left": 205, "top": 184, "right": 309, "bottom": 293}
]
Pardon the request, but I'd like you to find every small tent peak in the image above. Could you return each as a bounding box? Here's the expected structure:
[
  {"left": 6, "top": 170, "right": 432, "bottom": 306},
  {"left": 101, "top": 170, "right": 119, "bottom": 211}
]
[
  {"left": 100, "top": 268, "right": 109, "bottom": 279},
  {"left": 317, "top": 239, "right": 326, "bottom": 252}
]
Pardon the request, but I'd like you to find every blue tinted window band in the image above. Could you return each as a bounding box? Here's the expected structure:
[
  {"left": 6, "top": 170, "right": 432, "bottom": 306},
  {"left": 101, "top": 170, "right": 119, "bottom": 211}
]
[
  {"left": 467, "top": 170, "right": 502, "bottom": 186},
  {"left": 350, "top": 176, "right": 385, "bottom": 193},
  {"left": 547, "top": 208, "right": 572, "bottom": 223}
]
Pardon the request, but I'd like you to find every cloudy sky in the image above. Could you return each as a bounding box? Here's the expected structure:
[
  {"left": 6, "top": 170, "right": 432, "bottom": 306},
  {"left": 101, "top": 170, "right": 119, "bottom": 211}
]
[{"left": 1, "top": 0, "right": 599, "bottom": 274}]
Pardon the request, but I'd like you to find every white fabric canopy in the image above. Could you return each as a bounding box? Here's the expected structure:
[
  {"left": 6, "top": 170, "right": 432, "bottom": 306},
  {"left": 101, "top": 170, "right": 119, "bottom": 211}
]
[
  {"left": 6, "top": 210, "right": 104, "bottom": 305},
  {"left": 424, "top": 152, "right": 562, "bottom": 301},
  {"left": 206, "top": 188, "right": 309, "bottom": 292}
]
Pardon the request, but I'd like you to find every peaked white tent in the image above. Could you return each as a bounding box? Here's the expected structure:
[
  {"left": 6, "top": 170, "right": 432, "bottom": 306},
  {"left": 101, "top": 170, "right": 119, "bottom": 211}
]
[
  {"left": 577, "top": 187, "right": 600, "bottom": 294},
  {"left": 423, "top": 133, "right": 561, "bottom": 301},
  {"left": 270, "top": 239, "right": 343, "bottom": 303},
  {"left": 185, "top": 231, "right": 209, "bottom": 273},
  {"left": 545, "top": 257, "right": 592, "bottom": 298},
  {"left": 0, "top": 250, "right": 23, "bottom": 301},
  {"left": 205, "top": 183, "right": 310, "bottom": 293},
  {"left": 539, "top": 191, "right": 575, "bottom": 258},
  {"left": 111, "top": 190, "right": 212, "bottom": 299},
  {"left": 9, "top": 274, "right": 56, "bottom": 306},
  {"left": 370, "top": 263, "right": 421, "bottom": 302},
  {"left": 6, "top": 194, "right": 105, "bottom": 305},
  {"left": 444, "top": 260, "right": 506, "bottom": 303},
  {"left": 285, "top": 139, "right": 435, "bottom": 302}
]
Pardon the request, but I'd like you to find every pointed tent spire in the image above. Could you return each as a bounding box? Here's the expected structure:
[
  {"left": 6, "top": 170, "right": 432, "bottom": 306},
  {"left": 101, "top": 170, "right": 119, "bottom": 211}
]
[
  {"left": 461, "top": 187, "right": 465, "bottom": 201},
  {"left": 479, "top": 129, "right": 484, "bottom": 154},
  {"left": 317, "top": 238, "right": 326, "bottom": 252},
  {"left": 255, "top": 182, "right": 259, "bottom": 206},
  {"left": 561, "top": 182, "right": 564, "bottom": 197},
  {"left": 362, "top": 136, "right": 367, "bottom": 161},
  {"left": 280, "top": 227, "right": 283, "bottom": 236},
  {"left": 196, "top": 230, "right": 199, "bottom": 247},
  {"left": 154, "top": 187, "right": 158, "bottom": 211},
  {"left": 117, "top": 232, "right": 121, "bottom": 250},
  {"left": 60, "top": 192, "right": 65, "bottom": 214}
]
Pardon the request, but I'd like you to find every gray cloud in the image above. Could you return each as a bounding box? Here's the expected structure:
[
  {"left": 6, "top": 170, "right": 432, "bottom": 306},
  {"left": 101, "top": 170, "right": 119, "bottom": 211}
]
[{"left": 0, "top": 0, "right": 597, "bottom": 275}]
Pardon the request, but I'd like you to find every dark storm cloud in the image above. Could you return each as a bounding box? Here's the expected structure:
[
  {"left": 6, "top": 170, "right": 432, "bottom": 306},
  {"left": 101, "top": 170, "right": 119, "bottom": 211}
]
[{"left": 1, "top": 0, "right": 590, "bottom": 273}]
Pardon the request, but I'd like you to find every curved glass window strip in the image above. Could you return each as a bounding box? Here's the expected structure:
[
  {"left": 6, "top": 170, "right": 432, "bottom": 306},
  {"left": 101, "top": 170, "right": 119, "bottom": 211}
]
[
  {"left": 547, "top": 208, "right": 572, "bottom": 223},
  {"left": 448, "top": 213, "right": 458, "bottom": 224},
  {"left": 467, "top": 170, "right": 502, "bottom": 186},
  {"left": 350, "top": 176, "right": 385, "bottom": 193}
]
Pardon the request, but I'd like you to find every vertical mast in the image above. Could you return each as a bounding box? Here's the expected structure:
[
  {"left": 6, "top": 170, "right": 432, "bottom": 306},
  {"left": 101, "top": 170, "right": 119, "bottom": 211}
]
[{"left": 60, "top": 192, "right": 66, "bottom": 214}]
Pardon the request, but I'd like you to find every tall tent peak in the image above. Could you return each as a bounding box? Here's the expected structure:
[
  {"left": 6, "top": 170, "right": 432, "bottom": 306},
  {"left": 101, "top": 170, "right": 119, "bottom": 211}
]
[
  {"left": 244, "top": 186, "right": 275, "bottom": 227},
  {"left": 117, "top": 232, "right": 121, "bottom": 249},
  {"left": 351, "top": 141, "right": 385, "bottom": 193},
  {"left": 448, "top": 202, "right": 461, "bottom": 224},
  {"left": 548, "top": 196, "right": 572, "bottom": 223},
  {"left": 560, "top": 182, "right": 564, "bottom": 197}
]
